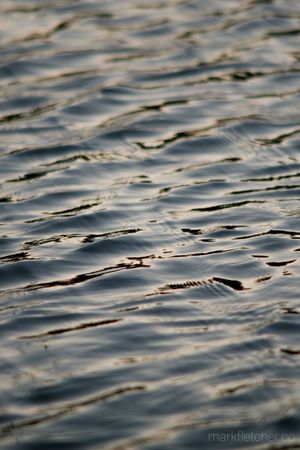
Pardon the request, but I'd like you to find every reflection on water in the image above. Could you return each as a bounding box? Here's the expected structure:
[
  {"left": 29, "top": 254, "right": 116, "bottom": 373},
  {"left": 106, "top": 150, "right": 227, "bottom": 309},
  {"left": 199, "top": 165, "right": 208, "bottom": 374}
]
[{"left": 0, "top": 0, "right": 300, "bottom": 448}]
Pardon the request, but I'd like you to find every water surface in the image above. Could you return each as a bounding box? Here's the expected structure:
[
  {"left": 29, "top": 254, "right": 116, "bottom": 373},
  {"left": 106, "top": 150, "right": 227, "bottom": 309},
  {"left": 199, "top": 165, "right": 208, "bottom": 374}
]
[{"left": 0, "top": 0, "right": 300, "bottom": 449}]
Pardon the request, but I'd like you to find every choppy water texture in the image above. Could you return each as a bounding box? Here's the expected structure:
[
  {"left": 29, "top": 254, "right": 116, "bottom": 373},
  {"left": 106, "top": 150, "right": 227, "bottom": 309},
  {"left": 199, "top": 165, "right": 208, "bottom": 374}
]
[{"left": 1, "top": 0, "right": 300, "bottom": 449}]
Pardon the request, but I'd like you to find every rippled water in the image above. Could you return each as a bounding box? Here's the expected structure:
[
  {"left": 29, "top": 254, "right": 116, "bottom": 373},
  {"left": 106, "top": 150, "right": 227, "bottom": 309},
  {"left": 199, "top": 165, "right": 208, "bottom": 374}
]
[{"left": 1, "top": 0, "right": 300, "bottom": 449}]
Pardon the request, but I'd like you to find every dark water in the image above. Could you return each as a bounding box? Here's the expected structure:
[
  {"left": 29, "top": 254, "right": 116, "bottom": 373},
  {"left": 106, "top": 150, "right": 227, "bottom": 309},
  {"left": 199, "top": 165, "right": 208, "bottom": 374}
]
[{"left": 1, "top": 0, "right": 300, "bottom": 449}]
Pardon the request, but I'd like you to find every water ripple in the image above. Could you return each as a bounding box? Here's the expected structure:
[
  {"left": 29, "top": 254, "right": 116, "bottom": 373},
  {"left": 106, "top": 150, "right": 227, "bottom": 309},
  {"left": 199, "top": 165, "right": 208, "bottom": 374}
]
[{"left": 1, "top": 0, "right": 300, "bottom": 449}]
